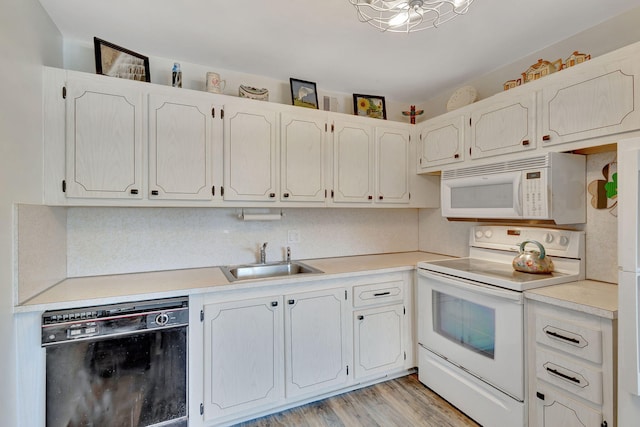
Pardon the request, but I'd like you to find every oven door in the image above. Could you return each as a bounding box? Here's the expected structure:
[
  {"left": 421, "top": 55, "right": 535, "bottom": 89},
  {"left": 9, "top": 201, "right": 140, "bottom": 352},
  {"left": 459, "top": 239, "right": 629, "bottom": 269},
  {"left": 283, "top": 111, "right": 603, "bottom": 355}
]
[
  {"left": 441, "top": 170, "right": 523, "bottom": 219},
  {"left": 417, "top": 269, "right": 524, "bottom": 400}
]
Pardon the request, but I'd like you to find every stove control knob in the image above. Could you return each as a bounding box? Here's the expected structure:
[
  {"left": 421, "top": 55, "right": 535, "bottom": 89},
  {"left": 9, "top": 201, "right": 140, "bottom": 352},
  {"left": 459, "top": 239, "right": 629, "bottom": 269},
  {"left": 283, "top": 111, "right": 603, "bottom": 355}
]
[
  {"left": 559, "top": 236, "right": 570, "bottom": 246},
  {"left": 155, "top": 313, "right": 170, "bottom": 326},
  {"left": 544, "top": 233, "right": 554, "bottom": 244},
  {"left": 475, "top": 230, "right": 484, "bottom": 239},
  {"left": 484, "top": 229, "right": 493, "bottom": 238}
]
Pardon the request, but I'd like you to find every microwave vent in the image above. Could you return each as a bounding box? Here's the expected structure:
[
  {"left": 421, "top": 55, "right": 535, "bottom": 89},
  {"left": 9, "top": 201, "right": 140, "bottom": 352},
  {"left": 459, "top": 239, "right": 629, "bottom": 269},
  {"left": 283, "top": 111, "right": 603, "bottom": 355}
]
[{"left": 442, "top": 155, "right": 551, "bottom": 180}]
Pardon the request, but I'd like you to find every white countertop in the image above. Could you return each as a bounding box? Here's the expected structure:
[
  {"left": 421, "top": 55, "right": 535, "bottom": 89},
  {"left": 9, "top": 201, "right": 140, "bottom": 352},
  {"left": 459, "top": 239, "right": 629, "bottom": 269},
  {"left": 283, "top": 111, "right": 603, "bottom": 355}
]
[
  {"left": 17, "top": 251, "right": 451, "bottom": 312},
  {"left": 524, "top": 280, "right": 618, "bottom": 319}
]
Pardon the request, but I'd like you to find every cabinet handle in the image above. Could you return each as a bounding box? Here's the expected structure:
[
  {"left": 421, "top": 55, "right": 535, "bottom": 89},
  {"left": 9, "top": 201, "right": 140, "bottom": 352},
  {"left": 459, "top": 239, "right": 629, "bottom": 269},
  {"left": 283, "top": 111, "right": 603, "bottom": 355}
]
[
  {"left": 269, "top": 193, "right": 276, "bottom": 198},
  {"left": 536, "top": 392, "right": 545, "bottom": 401},
  {"left": 373, "top": 291, "right": 391, "bottom": 297},
  {"left": 546, "top": 367, "right": 581, "bottom": 384},
  {"left": 271, "top": 301, "right": 278, "bottom": 307},
  {"left": 542, "top": 134, "right": 551, "bottom": 141},
  {"left": 522, "top": 139, "right": 530, "bottom": 146},
  {"left": 151, "top": 190, "right": 159, "bottom": 196},
  {"left": 368, "top": 195, "right": 373, "bottom": 200},
  {"left": 283, "top": 193, "right": 290, "bottom": 198},
  {"left": 288, "top": 299, "right": 295, "bottom": 305},
  {"left": 378, "top": 196, "right": 383, "bottom": 200},
  {"left": 130, "top": 189, "right": 139, "bottom": 195},
  {"left": 454, "top": 154, "right": 459, "bottom": 159},
  {"left": 357, "top": 315, "right": 364, "bottom": 320},
  {"left": 545, "top": 329, "right": 580, "bottom": 344}
]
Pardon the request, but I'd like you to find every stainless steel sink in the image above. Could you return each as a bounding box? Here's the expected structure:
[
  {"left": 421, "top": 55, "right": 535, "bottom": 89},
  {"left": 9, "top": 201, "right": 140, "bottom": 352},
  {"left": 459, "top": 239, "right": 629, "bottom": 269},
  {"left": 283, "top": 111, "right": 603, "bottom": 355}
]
[{"left": 220, "top": 261, "right": 323, "bottom": 282}]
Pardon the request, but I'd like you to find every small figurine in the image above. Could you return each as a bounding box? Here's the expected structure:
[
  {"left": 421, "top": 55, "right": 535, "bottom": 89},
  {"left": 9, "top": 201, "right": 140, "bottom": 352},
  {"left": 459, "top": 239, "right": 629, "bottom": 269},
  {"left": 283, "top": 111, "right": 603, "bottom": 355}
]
[{"left": 402, "top": 105, "right": 424, "bottom": 124}]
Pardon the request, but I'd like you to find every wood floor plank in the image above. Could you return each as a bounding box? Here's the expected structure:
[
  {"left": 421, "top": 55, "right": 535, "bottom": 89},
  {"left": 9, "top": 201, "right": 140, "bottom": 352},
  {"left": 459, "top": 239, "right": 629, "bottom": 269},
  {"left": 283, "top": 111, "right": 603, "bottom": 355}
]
[{"left": 235, "top": 374, "right": 480, "bottom": 427}]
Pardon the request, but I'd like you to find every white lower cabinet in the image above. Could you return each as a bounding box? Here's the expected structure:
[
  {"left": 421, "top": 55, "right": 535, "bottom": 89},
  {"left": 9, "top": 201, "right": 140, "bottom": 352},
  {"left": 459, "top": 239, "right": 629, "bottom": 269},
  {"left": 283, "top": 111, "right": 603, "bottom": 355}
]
[
  {"left": 202, "top": 295, "right": 284, "bottom": 423},
  {"left": 199, "top": 271, "right": 413, "bottom": 426},
  {"left": 284, "top": 288, "right": 349, "bottom": 398},
  {"left": 353, "top": 304, "right": 405, "bottom": 379},
  {"left": 527, "top": 299, "right": 616, "bottom": 427}
]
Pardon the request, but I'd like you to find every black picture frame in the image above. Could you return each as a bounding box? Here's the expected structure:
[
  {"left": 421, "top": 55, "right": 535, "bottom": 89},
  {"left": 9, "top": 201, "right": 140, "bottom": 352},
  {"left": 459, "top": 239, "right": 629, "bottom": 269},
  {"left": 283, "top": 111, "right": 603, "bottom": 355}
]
[
  {"left": 94, "top": 37, "right": 150, "bottom": 82},
  {"left": 290, "top": 78, "right": 318, "bottom": 109},
  {"left": 353, "top": 93, "right": 387, "bottom": 119}
]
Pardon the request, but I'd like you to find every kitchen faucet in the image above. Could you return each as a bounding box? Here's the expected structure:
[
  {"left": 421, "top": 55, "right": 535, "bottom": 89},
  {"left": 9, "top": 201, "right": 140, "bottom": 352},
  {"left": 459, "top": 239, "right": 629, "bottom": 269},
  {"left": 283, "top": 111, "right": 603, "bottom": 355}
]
[
  {"left": 286, "top": 246, "right": 291, "bottom": 262},
  {"left": 260, "top": 242, "right": 268, "bottom": 264}
]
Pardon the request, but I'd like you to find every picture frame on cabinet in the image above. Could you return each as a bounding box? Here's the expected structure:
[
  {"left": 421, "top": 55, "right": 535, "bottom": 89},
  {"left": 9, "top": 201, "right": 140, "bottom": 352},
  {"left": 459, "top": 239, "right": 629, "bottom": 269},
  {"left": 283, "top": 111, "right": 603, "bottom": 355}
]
[
  {"left": 353, "top": 94, "right": 387, "bottom": 119},
  {"left": 94, "top": 37, "right": 150, "bottom": 82},
  {"left": 290, "top": 78, "right": 318, "bottom": 109}
]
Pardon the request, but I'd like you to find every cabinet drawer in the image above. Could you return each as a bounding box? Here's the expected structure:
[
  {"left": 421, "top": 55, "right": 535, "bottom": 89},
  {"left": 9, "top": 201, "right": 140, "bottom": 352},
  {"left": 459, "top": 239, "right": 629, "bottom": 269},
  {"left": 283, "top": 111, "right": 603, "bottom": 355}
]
[
  {"left": 536, "top": 348, "right": 603, "bottom": 405},
  {"left": 353, "top": 280, "right": 404, "bottom": 307},
  {"left": 535, "top": 313, "right": 602, "bottom": 364}
]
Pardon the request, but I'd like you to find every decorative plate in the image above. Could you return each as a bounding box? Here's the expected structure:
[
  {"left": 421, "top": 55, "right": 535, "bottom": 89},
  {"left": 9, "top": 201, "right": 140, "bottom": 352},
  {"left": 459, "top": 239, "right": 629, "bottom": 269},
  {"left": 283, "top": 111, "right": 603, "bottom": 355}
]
[
  {"left": 446, "top": 85, "right": 477, "bottom": 112},
  {"left": 239, "top": 84, "right": 269, "bottom": 101}
]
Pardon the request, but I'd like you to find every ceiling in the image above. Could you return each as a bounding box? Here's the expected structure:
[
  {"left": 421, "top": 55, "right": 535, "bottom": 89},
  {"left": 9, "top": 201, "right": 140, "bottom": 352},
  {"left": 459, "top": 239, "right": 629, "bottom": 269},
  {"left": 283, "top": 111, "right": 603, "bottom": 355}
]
[{"left": 38, "top": 0, "right": 640, "bottom": 103}]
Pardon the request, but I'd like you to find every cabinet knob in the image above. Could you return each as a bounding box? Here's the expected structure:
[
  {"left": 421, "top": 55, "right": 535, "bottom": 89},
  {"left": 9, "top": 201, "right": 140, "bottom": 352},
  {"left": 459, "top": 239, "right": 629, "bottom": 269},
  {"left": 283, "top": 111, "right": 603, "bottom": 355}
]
[
  {"left": 269, "top": 193, "right": 276, "bottom": 198},
  {"left": 368, "top": 195, "right": 373, "bottom": 200},
  {"left": 542, "top": 135, "right": 551, "bottom": 141},
  {"left": 130, "top": 189, "right": 139, "bottom": 195},
  {"left": 271, "top": 301, "right": 278, "bottom": 307},
  {"left": 357, "top": 315, "right": 364, "bottom": 320},
  {"left": 288, "top": 299, "right": 295, "bottom": 305},
  {"left": 522, "top": 139, "right": 530, "bottom": 146},
  {"left": 378, "top": 196, "right": 384, "bottom": 200},
  {"left": 454, "top": 154, "right": 459, "bottom": 159},
  {"left": 283, "top": 193, "right": 290, "bottom": 198},
  {"left": 151, "top": 190, "right": 159, "bottom": 196}
]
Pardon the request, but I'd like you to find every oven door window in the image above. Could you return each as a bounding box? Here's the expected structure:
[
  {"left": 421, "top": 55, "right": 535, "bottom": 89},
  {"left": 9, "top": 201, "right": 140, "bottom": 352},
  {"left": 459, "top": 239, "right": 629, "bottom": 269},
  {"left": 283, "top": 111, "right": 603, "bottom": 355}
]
[
  {"left": 46, "top": 328, "right": 187, "bottom": 427},
  {"left": 433, "top": 290, "right": 496, "bottom": 359}
]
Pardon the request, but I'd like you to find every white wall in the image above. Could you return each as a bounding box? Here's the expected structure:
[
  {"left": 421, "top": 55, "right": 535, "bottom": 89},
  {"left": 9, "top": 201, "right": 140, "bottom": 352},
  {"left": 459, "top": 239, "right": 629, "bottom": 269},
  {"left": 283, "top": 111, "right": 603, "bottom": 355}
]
[
  {"left": 419, "top": 6, "right": 640, "bottom": 120},
  {"left": 62, "top": 40, "right": 422, "bottom": 124},
  {"left": 0, "top": 0, "right": 62, "bottom": 424}
]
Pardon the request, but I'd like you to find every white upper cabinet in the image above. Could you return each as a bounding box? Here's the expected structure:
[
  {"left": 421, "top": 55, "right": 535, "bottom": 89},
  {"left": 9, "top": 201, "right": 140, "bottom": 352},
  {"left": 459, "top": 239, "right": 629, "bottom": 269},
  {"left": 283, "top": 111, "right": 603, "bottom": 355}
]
[
  {"left": 417, "top": 114, "right": 465, "bottom": 171},
  {"left": 540, "top": 55, "right": 640, "bottom": 146},
  {"left": 223, "top": 104, "right": 279, "bottom": 201},
  {"left": 148, "top": 92, "right": 222, "bottom": 201},
  {"left": 376, "top": 125, "right": 410, "bottom": 204},
  {"left": 280, "top": 111, "right": 327, "bottom": 203},
  {"left": 64, "top": 76, "right": 144, "bottom": 199},
  {"left": 470, "top": 92, "right": 537, "bottom": 159},
  {"left": 332, "top": 117, "right": 375, "bottom": 204}
]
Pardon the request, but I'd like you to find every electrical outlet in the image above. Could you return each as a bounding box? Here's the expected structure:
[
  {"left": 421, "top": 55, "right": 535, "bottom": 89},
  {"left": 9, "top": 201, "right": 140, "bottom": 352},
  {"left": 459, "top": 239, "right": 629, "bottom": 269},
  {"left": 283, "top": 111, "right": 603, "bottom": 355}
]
[{"left": 288, "top": 230, "right": 301, "bottom": 243}]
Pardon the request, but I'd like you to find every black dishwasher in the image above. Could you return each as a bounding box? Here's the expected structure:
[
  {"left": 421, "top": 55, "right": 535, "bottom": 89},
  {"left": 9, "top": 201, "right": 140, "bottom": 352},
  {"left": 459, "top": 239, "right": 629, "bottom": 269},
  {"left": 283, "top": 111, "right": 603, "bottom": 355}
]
[{"left": 41, "top": 296, "right": 189, "bottom": 427}]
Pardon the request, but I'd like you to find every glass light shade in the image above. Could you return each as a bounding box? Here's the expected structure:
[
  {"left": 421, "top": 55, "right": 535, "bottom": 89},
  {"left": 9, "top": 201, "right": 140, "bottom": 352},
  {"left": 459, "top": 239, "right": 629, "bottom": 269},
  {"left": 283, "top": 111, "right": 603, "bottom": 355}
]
[{"left": 349, "top": 0, "right": 474, "bottom": 33}]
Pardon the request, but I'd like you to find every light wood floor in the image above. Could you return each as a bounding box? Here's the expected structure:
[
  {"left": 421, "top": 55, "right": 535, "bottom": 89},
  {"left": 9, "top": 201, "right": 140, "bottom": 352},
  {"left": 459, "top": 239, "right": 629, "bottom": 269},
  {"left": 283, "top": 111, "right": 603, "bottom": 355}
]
[{"left": 236, "top": 374, "right": 480, "bottom": 427}]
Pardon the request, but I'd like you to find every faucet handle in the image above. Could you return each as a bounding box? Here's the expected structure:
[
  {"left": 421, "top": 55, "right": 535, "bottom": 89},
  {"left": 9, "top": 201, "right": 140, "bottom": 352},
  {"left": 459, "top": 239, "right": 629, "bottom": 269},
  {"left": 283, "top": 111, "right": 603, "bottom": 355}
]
[
  {"left": 262, "top": 242, "right": 268, "bottom": 250},
  {"left": 286, "top": 246, "right": 291, "bottom": 262}
]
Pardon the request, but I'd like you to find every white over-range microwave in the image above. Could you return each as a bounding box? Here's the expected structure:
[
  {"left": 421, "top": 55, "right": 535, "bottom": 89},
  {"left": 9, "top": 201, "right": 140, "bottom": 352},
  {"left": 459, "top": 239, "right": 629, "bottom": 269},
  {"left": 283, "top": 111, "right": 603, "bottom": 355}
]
[{"left": 441, "top": 153, "right": 586, "bottom": 224}]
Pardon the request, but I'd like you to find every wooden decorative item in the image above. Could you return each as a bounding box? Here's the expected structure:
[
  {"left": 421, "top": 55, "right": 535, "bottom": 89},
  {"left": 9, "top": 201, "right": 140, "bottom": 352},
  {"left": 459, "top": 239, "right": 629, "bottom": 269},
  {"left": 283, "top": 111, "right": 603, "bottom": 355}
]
[
  {"left": 564, "top": 51, "right": 591, "bottom": 68},
  {"left": 402, "top": 105, "right": 424, "bottom": 124}
]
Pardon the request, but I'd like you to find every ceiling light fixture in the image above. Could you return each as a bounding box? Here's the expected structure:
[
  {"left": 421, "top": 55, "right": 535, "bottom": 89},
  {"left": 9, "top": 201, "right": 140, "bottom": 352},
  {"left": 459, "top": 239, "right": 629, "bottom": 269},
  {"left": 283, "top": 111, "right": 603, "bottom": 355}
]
[{"left": 348, "top": 0, "right": 474, "bottom": 33}]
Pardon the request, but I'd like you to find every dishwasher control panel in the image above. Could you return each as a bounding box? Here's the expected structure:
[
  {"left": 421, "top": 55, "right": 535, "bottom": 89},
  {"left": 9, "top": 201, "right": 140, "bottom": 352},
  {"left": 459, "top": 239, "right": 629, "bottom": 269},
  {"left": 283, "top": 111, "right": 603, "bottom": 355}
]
[{"left": 41, "top": 296, "right": 188, "bottom": 346}]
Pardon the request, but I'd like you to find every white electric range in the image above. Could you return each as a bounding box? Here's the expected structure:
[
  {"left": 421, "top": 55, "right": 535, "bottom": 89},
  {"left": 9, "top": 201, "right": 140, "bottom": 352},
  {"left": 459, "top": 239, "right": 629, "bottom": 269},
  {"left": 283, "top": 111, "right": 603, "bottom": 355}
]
[{"left": 416, "top": 225, "right": 585, "bottom": 427}]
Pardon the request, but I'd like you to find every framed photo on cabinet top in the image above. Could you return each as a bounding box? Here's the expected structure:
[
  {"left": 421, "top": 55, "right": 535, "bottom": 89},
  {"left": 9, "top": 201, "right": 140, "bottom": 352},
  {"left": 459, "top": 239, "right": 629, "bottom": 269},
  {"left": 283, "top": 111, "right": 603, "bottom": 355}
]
[
  {"left": 290, "top": 78, "right": 319, "bottom": 109},
  {"left": 94, "top": 37, "right": 150, "bottom": 82},
  {"left": 353, "top": 94, "right": 387, "bottom": 119}
]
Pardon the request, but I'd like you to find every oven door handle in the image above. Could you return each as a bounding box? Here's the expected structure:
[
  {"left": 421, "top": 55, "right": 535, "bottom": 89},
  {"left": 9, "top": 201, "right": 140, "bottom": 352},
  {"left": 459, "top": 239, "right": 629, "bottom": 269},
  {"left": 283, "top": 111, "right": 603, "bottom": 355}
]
[{"left": 417, "top": 269, "right": 524, "bottom": 303}]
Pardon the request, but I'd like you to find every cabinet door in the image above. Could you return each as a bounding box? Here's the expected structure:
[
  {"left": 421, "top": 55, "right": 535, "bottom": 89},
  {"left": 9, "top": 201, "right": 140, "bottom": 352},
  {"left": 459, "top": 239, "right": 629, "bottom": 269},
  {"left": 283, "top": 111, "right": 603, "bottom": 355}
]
[
  {"left": 65, "top": 78, "right": 143, "bottom": 199},
  {"left": 223, "top": 104, "right": 278, "bottom": 201},
  {"left": 417, "top": 114, "right": 465, "bottom": 170},
  {"left": 536, "top": 388, "right": 603, "bottom": 427},
  {"left": 280, "top": 111, "right": 326, "bottom": 203},
  {"left": 149, "top": 93, "right": 220, "bottom": 200},
  {"left": 354, "top": 304, "right": 404, "bottom": 379},
  {"left": 284, "top": 288, "right": 348, "bottom": 398},
  {"left": 203, "top": 296, "right": 284, "bottom": 421},
  {"left": 470, "top": 92, "right": 536, "bottom": 159},
  {"left": 376, "top": 126, "right": 410, "bottom": 204},
  {"left": 541, "top": 56, "right": 640, "bottom": 146},
  {"left": 332, "top": 119, "right": 375, "bottom": 203}
]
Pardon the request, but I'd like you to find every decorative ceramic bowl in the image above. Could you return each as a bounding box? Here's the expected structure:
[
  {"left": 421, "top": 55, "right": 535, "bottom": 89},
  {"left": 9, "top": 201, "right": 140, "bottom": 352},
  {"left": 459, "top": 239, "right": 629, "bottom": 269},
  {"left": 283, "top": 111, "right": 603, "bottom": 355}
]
[{"left": 239, "top": 85, "right": 269, "bottom": 101}]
